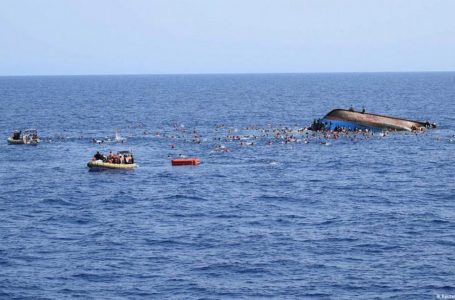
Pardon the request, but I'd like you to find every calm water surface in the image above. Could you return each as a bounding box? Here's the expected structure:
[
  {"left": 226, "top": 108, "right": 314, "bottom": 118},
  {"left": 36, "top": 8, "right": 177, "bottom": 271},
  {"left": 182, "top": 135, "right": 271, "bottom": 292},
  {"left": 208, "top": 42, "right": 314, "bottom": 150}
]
[{"left": 1, "top": 73, "right": 455, "bottom": 299}]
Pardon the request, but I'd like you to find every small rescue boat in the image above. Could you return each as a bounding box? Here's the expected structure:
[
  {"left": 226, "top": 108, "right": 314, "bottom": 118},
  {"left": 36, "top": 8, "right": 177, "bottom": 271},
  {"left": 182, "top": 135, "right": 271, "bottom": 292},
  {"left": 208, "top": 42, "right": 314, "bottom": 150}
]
[
  {"left": 7, "top": 129, "right": 40, "bottom": 145},
  {"left": 87, "top": 150, "right": 137, "bottom": 169},
  {"left": 87, "top": 160, "right": 137, "bottom": 169},
  {"left": 171, "top": 158, "right": 201, "bottom": 166}
]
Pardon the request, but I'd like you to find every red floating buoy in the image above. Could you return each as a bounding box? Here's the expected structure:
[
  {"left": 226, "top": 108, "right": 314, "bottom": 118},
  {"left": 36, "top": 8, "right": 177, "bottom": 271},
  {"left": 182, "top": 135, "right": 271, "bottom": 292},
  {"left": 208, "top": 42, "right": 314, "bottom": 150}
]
[{"left": 171, "top": 158, "right": 201, "bottom": 166}]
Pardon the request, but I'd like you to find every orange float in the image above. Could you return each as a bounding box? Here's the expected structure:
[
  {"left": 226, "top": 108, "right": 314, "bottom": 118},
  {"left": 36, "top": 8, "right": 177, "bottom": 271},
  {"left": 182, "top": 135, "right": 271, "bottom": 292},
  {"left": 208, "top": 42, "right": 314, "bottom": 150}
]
[{"left": 171, "top": 158, "right": 201, "bottom": 166}]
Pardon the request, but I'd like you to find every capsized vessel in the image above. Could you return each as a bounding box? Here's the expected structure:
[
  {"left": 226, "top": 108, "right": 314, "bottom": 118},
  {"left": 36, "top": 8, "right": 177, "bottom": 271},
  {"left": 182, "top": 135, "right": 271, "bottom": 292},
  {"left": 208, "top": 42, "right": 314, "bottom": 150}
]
[{"left": 317, "top": 109, "right": 436, "bottom": 132}]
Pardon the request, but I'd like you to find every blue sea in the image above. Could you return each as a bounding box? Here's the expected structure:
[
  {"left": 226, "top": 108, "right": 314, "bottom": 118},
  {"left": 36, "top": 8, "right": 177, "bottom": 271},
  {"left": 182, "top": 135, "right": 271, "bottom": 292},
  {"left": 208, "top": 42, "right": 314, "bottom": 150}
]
[{"left": 1, "top": 73, "right": 455, "bottom": 299}]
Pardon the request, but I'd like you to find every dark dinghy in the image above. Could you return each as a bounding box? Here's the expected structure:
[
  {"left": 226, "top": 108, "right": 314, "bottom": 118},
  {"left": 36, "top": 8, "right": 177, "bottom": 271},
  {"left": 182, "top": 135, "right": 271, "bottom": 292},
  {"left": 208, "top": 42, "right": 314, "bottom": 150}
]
[{"left": 316, "top": 109, "right": 436, "bottom": 132}]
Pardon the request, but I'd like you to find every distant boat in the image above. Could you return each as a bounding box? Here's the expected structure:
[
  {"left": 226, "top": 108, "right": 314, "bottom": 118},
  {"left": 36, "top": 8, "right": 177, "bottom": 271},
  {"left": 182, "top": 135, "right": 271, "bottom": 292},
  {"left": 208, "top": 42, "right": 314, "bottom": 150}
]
[
  {"left": 318, "top": 108, "right": 436, "bottom": 132},
  {"left": 7, "top": 129, "right": 40, "bottom": 145}
]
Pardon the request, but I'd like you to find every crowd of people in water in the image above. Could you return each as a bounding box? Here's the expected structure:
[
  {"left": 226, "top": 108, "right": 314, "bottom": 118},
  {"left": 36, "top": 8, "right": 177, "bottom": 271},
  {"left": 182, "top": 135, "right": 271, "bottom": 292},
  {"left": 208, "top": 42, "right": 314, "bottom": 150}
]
[
  {"left": 103, "top": 118, "right": 445, "bottom": 155},
  {"left": 92, "top": 151, "right": 135, "bottom": 164},
  {"left": 146, "top": 122, "right": 399, "bottom": 154},
  {"left": 12, "top": 114, "right": 449, "bottom": 163}
]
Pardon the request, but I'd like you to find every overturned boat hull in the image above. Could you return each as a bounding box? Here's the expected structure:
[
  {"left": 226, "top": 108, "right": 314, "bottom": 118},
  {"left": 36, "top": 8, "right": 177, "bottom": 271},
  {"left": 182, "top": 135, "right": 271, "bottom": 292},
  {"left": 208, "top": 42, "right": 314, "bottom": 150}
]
[
  {"left": 87, "top": 160, "right": 137, "bottom": 170},
  {"left": 320, "top": 109, "right": 430, "bottom": 132}
]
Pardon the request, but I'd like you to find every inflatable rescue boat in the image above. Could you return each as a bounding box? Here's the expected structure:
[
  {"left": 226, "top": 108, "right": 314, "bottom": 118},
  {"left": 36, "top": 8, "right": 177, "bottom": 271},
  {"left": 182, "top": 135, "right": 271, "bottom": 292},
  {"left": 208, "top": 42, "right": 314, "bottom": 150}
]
[{"left": 87, "top": 160, "right": 137, "bottom": 169}]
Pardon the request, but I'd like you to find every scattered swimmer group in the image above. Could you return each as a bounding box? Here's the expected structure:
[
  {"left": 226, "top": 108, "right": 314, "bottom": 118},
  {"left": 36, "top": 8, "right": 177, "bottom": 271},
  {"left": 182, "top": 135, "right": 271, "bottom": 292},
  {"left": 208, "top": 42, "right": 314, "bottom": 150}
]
[{"left": 7, "top": 115, "right": 452, "bottom": 170}]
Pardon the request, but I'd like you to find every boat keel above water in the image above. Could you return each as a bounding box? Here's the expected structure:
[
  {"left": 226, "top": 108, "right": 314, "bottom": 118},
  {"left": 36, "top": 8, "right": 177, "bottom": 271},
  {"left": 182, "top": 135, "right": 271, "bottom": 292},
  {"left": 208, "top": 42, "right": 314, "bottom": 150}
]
[{"left": 312, "top": 108, "right": 436, "bottom": 132}]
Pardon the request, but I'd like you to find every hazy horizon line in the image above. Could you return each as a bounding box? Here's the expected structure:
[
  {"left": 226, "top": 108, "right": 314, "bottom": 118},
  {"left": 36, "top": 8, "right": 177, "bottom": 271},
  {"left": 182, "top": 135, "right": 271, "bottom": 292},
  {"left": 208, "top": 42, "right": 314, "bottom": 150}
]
[{"left": 1, "top": 70, "right": 454, "bottom": 77}]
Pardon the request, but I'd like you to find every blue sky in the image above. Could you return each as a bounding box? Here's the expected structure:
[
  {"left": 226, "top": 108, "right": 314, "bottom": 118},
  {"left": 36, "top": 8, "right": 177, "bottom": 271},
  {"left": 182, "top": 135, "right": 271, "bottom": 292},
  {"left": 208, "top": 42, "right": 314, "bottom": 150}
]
[{"left": 1, "top": 0, "right": 454, "bottom": 75}]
